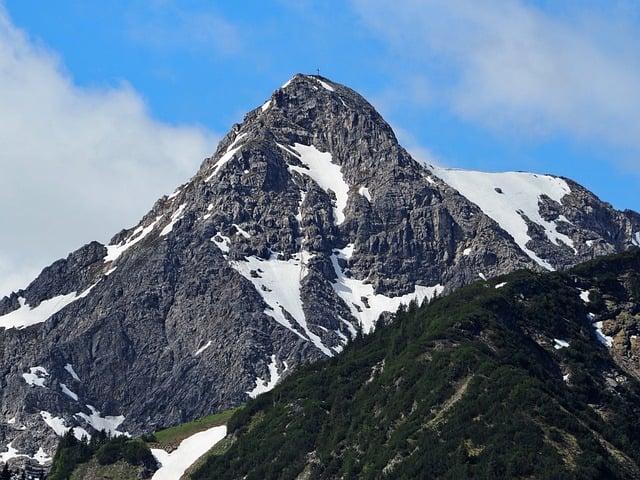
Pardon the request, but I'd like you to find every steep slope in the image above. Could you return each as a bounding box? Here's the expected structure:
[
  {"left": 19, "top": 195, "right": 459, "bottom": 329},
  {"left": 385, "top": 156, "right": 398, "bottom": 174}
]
[
  {"left": 431, "top": 166, "right": 640, "bottom": 271},
  {"left": 193, "top": 249, "right": 640, "bottom": 480},
  {"left": 0, "top": 74, "right": 638, "bottom": 464}
]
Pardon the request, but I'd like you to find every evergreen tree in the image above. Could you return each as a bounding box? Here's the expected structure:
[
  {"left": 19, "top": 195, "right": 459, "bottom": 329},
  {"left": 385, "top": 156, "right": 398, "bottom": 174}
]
[{"left": 0, "top": 463, "right": 10, "bottom": 480}]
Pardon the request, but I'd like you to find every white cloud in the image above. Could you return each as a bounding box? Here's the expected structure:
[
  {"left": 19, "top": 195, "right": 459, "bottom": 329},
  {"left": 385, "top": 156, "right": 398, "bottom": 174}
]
[
  {"left": 352, "top": 0, "right": 640, "bottom": 150},
  {"left": 0, "top": 6, "right": 217, "bottom": 297},
  {"left": 0, "top": 255, "right": 39, "bottom": 299}
]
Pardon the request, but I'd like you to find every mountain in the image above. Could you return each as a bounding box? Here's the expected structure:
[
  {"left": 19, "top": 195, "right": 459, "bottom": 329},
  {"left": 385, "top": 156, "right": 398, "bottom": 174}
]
[
  {"left": 192, "top": 249, "right": 640, "bottom": 480},
  {"left": 1, "top": 74, "right": 639, "bottom": 464}
]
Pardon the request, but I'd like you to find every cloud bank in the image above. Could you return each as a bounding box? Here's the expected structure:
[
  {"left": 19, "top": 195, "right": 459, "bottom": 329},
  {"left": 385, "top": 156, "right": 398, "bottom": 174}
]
[
  {"left": 0, "top": 7, "right": 217, "bottom": 296},
  {"left": 353, "top": 0, "right": 640, "bottom": 151}
]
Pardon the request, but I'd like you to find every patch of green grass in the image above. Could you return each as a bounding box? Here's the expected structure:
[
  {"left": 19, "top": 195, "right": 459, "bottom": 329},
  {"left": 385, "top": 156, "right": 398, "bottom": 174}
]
[
  {"left": 206, "top": 435, "right": 234, "bottom": 457},
  {"left": 183, "top": 436, "right": 235, "bottom": 479},
  {"left": 70, "top": 458, "right": 144, "bottom": 480},
  {"left": 153, "top": 408, "right": 240, "bottom": 449}
]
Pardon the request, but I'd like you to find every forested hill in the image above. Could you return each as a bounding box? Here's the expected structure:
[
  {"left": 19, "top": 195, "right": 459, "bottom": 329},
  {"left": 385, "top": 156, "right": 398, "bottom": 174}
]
[{"left": 193, "top": 248, "right": 640, "bottom": 480}]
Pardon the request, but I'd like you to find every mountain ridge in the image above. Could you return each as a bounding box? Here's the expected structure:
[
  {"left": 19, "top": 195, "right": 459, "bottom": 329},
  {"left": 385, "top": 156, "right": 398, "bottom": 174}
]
[{"left": 0, "top": 73, "right": 638, "bottom": 466}]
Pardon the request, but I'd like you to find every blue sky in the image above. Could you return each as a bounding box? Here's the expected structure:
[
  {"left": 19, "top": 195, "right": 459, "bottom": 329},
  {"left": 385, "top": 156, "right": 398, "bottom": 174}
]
[{"left": 1, "top": 0, "right": 640, "bottom": 294}]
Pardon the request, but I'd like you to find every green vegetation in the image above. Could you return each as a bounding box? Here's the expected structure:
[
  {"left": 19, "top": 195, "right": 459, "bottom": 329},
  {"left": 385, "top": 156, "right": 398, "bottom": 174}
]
[
  {"left": 49, "top": 431, "right": 156, "bottom": 480},
  {"left": 69, "top": 459, "right": 144, "bottom": 480},
  {"left": 192, "top": 249, "right": 640, "bottom": 480},
  {"left": 151, "top": 408, "right": 239, "bottom": 449},
  {"left": 47, "top": 407, "right": 240, "bottom": 479}
]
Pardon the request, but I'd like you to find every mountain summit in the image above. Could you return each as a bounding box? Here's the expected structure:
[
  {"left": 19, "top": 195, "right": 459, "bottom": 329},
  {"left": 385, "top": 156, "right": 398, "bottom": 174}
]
[{"left": 1, "top": 74, "right": 639, "bottom": 462}]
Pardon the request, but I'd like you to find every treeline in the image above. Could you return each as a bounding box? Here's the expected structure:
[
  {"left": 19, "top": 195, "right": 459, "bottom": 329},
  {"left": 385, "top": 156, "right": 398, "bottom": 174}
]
[
  {"left": 192, "top": 249, "right": 640, "bottom": 479},
  {"left": 48, "top": 430, "right": 156, "bottom": 480}
]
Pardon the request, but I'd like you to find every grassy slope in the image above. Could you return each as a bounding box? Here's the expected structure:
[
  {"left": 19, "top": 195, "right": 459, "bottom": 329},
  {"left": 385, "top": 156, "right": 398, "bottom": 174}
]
[
  {"left": 70, "top": 459, "right": 144, "bottom": 480},
  {"left": 58, "top": 408, "right": 239, "bottom": 479},
  {"left": 150, "top": 408, "right": 239, "bottom": 451},
  {"left": 192, "top": 249, "right": 640, "bottom": 480}
]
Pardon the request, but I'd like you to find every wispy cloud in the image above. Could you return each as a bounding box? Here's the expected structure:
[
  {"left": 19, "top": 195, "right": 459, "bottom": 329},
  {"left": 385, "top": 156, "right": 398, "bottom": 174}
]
[
  {"left": 389, "top": 123, "right": 439, "bottom": 166},
  {"left": 0, "top": 5, "right": 217, "bottom": 296},
  {"left": 352, "top": 0, "right": 640, "bottom": 153},
  {"left": 369, "top": 75, "right": 434, "bottom": 117}
]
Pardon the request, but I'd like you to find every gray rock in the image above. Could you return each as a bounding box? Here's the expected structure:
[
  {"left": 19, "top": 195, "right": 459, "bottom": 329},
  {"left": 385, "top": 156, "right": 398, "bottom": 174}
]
[{"left": 0, "top": 74, "right": 638, "bottom": 463}]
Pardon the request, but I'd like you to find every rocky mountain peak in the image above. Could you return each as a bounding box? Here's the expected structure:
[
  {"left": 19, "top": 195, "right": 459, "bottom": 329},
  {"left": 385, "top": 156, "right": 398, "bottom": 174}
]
[
  {"left": 0, "top": 74, "right": 639, "bottom": 467},
  {"left": 200, "top": 73, "right": 409, "bottom": 184}
]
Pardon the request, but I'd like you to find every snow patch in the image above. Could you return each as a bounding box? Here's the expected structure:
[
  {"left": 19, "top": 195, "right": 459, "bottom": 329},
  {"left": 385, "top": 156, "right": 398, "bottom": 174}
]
[
  {"left": 232, "top": 224, "right": 251, "bottom": 238},
  {"left": 633, "top": 232, "right": 640, "bottom": 247},
  {"left": 60, "top": 383, "right": 78, "bottom": 401},
  {"left": 151, "top": 425, "right": 227, "bottom": 480},
  {"left": 22, "top": 366, "right": 49, "bottom": 387},
  {"left": 40, "top": 411, "right": 68, "bottom": 436},
  {"left": 159, "top": 203, "right": 186, "bottom": 237},
  {"left": 64, "top": 363, "right": 80, "bottom": 381},
  {"left": 75, "top": 405, "right": 128, "bottom": 437},
  {"left": 230, "top": 252, "right": 332, "bottom": 356},
  {"left": 33, "top": 448, "right": 52, "bottom": 465},
  {"left": 246, "top": 355, "right": 287, "bottom": 398},
  {"left": 330, "top": 245, "right": 443, "bottom": 334},
  {"left": 0, "top": 443, "right": 22, "bottom": 463},
  {"left": 593, "top": 321, "right": 613, "bottom": 348},
  {"left": 339, "top": 316, "right": 358, "bottom": 339},
  {"left": 335, "top": 329, "right": 349, "bottom": 347},
  {"left": 206, "top": 133, "right": 247, "bottom": 181},
  {"left": 1, "top": 283, "right": 96, "bottom": 330},
  {"left": 463, "top": 247, "right": 472, "bottom": 256},
  {"left": 211, "top": 234, "right": 231, "bottom": 253},
  {"left": 295, "top": 191, "right": 307, "bottom": 224},
  {"left": 105, "top": 216, "right": 162, "bottom": 263},
  {"left": 553, "top": 339, "right": 570, "bottom": 350},
  {"left": 0, "top": 443, "right": 51, "bottom": 465},
  {"left": 281, "top": 143, "right": 349, "bottom": 225},
  {"left": 167, "top": 187, "right": 181, "bottom": 200},
  {"left": 261, "top": 99, "right": 272, "bottom": 112},
  {"left": 40, "top": 411, "right": 90, "bottom": 441},
  {"left": 358, "top": 186, "right": 372, "bottom": 201},
  {"left": 495, "top": 282, "right": 507, "bottom": 289},
  {"left": 194, "top": 341, "right": 212, "bottom": 356},
  {"left": 432, "top": 167, "right": 574, "bottom": 270},
  {"left": 309, "top": 76, "right": 335, "bottom": 92},
  {"left": 478, "top": 273, "right": 487, "bottom": 281},
  {"left": 579, "top": 289, "right": 590, "bottom": 303}
]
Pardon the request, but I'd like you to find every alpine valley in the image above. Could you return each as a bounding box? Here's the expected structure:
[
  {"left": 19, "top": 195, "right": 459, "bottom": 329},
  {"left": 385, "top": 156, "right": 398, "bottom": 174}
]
[{"left": 1, "top": 75, "right": 639, "bottom": 478}]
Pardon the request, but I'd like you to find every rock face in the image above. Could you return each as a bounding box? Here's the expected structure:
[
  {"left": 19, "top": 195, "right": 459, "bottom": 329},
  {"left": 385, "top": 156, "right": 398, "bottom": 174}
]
[
  {"left": 1, "top": 74, "right": 639, "bottom": 461},
  {"left": 190, "top": 249, "right": 640, "bottom": 480}
]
